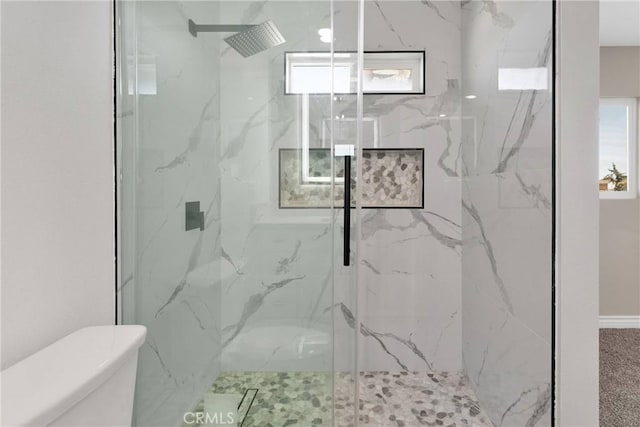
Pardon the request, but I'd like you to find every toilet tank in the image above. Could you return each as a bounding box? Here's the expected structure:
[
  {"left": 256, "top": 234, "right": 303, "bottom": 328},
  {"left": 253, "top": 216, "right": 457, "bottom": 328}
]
[{"left": 1, "top": 325, "right": 146, "bottom": 427}]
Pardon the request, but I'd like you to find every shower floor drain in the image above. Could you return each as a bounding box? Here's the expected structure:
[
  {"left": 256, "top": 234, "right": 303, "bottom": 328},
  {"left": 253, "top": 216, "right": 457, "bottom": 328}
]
[{"left": 237, "top": 388, "right": 259, "bottom": 426}]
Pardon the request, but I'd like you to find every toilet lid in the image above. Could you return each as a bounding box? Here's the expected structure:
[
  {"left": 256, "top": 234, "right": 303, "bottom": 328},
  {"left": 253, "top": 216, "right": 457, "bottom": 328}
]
[{"left": 0, "top": 325, "right": 146, "bottom": 426}]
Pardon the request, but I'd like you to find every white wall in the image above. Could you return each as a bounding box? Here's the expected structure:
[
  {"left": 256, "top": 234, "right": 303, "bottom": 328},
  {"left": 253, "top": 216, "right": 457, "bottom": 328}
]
[
  {"left": 556, "top": 1, "right": 600, "bottom": 425},
  {"left": 599, "top": 47, "right": 640, "bottom": 316},
  {"left": 1, "top": 1, "right": 115, "bottom": 369},
  {"left": 600, "top": 47, "right": 640, "bottom": 96}
]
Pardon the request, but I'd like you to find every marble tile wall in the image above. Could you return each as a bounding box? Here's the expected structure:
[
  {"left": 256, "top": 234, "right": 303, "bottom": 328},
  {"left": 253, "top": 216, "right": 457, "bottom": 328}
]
[
  {"left": 355, "top": 0, "right": 463, "bottom": 373},
  {"left": 215, "top": 0, "right": 464, "bottom": 376},
  {"left": 460, "top": 1, "right": 553, "bottom": 426},
  {"left": 216, "top": 0, "right": 338, "bottom": 374},
  {"left": 119, "top": 2, "right": 223, "bottom": 426},
  {"left": 214, "top": 0, "right": 464, "bottom": 375}
]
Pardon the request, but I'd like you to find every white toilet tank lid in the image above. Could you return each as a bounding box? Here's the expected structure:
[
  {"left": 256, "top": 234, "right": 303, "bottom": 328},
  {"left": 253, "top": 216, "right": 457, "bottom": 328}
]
[{"left": 0, "top": 325, "right": 146, "bottom": 427}]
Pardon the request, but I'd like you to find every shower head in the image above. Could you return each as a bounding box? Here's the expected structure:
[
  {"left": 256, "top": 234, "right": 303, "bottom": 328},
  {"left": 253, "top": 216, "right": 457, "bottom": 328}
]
[
  {"left": 187, "top": 19, "right": 286, "bottom": 58},
  {"left": 224, "top": 21, "right": 286, "bottom": 58}
]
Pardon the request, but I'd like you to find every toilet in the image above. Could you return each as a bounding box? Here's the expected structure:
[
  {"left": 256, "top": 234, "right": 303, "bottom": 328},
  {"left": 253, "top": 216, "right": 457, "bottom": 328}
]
[{"left": 1, "top": 325, "right": 146, "bottom": 427}]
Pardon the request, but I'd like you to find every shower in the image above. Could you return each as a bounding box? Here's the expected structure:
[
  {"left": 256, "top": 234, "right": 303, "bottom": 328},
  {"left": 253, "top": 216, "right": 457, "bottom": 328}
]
[
  {"left": 119, "top": 1, "right": 554, "bottom": 426},
  {"left": 187, "top": 19, "right": 286, "bottom": 57}
]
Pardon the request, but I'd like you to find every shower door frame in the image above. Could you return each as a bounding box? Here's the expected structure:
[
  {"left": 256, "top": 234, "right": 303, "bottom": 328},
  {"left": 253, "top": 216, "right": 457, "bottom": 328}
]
[{"left": 112, "top": 1, "right": 563, "bottom": 426}]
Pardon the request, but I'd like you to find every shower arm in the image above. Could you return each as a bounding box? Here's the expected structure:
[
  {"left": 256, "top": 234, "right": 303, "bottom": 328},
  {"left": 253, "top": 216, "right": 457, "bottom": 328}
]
[{"left": 188, "top": 19, "right": 255, "bottom": 37}]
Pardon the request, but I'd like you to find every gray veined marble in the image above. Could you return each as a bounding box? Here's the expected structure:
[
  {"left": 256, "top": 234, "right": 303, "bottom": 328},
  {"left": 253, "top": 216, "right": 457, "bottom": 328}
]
[
  {"left": 470, "top": 0, "right": 515, "bottom": 29},
  {"left": 462, "top": 200, "right": 514, "bottom": 314},
  {"left": 275, "top": 240, "right": 302, "bottom": 274},
  {"left": 145, "top": 336, "right": 178, "bottom": 388},
  {"left": 154, "top": 93, "right": 218, "bottom": 173},
  {"left": 222, "top": 275, "right": 306, "bottom": 349},
  {"left": 336, "top": 302, "right": 436, "bottom": 372},
  {"left": 493, "top": 32, "right": 553, "bottom": 175},
  {"left": 461, "top": 1, "right": 553, "bottom": 425},
  {"left": 419, "top": 0, "right": 458, "bottom": 28},
  {"left": 372, "top": 1, "right": 407, "bottom": 47},
  {"left": 500, "top": 383, "right": 551, "bottom": 427}
]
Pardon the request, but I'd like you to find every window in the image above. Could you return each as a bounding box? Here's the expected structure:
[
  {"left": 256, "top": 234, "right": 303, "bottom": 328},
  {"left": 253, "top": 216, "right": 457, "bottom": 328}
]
[
  {"left": 285, "top": 51, "right": 425, "bottom": 95},
  {"left": 599, "top": 98, "right": 638, "bottom": 199}
]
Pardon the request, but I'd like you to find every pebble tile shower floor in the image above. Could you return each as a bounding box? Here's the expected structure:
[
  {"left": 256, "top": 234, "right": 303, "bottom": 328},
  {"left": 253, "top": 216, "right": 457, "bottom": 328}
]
[{"left": 186, "top": 371, "right": 492, "bottom": 426}]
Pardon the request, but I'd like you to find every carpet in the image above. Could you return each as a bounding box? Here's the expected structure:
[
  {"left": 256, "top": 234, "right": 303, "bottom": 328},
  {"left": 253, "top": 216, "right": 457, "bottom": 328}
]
[{"left": 600, "top": 328, "right": 640, "bottom": 426}]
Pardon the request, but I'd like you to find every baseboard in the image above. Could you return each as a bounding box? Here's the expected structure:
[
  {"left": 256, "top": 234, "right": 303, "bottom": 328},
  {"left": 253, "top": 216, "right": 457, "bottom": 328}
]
[{"left": 599, "top": 315, "right": 640, "bottom": 328}]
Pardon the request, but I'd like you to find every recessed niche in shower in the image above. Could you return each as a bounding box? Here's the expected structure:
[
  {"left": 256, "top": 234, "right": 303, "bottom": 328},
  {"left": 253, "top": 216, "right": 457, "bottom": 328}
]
[{"left": 279, "top": 148, "right": 424, "bottom": 208}]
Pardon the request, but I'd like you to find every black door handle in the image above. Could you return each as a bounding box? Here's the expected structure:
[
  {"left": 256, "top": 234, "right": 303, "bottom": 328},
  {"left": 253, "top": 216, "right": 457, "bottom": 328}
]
[{"left": 343, "top": 155, "right": 351, "bottom": 266}]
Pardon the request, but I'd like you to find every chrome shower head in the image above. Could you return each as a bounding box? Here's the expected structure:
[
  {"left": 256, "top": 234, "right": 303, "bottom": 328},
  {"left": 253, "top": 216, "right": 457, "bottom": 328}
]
[
  {"left": 224, "top": 21, "right": 286, "bottom": 58},
  {"left": 187, "top": 19, "right": 285, "bottom": 58}
]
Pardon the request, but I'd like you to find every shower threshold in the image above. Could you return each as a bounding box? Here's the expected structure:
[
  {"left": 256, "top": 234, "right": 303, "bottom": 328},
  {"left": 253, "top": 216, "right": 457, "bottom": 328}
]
[{"left": 185, "top": 371, "right": 492, "bottom": 427}]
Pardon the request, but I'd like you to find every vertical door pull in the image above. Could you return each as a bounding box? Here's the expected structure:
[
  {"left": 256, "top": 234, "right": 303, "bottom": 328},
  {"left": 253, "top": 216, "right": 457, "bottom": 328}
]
[{"left": 343, "top": 155, "right": 351, "bottom": 266}]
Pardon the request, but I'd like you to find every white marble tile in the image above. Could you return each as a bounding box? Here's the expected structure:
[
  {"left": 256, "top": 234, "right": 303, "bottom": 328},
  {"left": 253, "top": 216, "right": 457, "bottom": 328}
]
[
  {"left": 463, "top": 286, "right": 551, "bottom": 427},
  {"left": 347, "top": 0, "right": 464, "bottom": 376},
  {"left": 461, "top": 0, "right": 553, "bottom": 177},
  {"left": 462, "top": 171, "right": 552, "bottom": 340},
  {"left": 461, "top": 1, "right": 554, "bottom": 426},
  {"left": 215, "top": 0, "right": 465, "bottom": 379}
]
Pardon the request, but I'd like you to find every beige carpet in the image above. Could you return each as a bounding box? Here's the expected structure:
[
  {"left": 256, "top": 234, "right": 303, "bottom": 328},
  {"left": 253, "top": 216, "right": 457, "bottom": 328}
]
[{"left": 600, "top": 329, "right": 640, "bottom": 426}]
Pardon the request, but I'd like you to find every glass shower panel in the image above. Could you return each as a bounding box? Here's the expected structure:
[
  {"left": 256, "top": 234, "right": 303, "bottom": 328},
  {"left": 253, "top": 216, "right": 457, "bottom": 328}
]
[
  {"left": 118, "top": 1, "right": 362, "bottom": 426},
  {"left": 354, "top": 2, "right": 472, "bottom": 425},
  {"left": 118, "top": 2, "right": 226, "bottom": 425},
  {"left": 461, "top": 1, "right": 554, "bottom": 425},
  {"left": 330, "top": 1, "right": 362, "bottom": 425},
  {"left": 216, "top": 2, "right": 338, "bottom": 426}
]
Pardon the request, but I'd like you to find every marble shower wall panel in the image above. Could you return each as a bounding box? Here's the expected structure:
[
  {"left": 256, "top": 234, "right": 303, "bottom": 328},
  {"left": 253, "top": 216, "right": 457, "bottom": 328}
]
[
  {"left": 354, "top": 0, "right": 463, "bottom": 372},
  {"left": 461, "top": 1, "right": 553, "bottom": 426},
  {"left": 214, "top": 0, "right": 463, "bottom": 374},
  {"left": 462, "top": 284, "right": 551, "bottom": 427},
  {"left": 216, "top": 1, "right": 337, "bottom": 373},
  {"left": 120, "top": 2, "right": 223, "bottom": 426}
]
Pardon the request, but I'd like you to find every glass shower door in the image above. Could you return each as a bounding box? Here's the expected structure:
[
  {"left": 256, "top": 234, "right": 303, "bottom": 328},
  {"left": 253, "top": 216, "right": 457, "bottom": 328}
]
[
  {"left": 117, "top": 1, "right": 362, "bottom": 426},
  {"left": 214, "top": 2, "right": 349, "bottom": 426}
]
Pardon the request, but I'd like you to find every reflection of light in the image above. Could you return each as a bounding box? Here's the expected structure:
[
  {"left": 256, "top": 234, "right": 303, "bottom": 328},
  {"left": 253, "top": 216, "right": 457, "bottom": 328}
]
[
  {"left": 465, "top": 95, "right": 477, "bottom": 99},
  {"left": 498, "top": 67, "right": 548, "bottom": 90},
  {"left": 293, "top": 52, "right": 350, "bottom": 58},
  {"left": 371, "top": 69, "right": 399, "bottom": 76},
  {"left": 289, "top": 65, "right": 351, "bottom": 93},
  {"left": 127, "top": 55, "right": 157, "bottom": 95},
  {"left": 318, "top": 28, "right": 332, "bottom": 44},
  {"left": 439, "top": 114, "right": 447, "bottom": 118},
  {"left": 363, "top": 68, "right": 412, "bottom": 91}
]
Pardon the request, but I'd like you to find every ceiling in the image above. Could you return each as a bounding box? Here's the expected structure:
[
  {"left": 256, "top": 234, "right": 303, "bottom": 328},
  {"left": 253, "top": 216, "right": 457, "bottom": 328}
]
[{"left": 600, "top": 0, "right": 640, "bottom": 46}]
